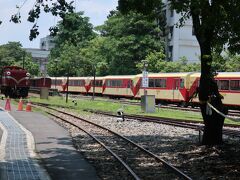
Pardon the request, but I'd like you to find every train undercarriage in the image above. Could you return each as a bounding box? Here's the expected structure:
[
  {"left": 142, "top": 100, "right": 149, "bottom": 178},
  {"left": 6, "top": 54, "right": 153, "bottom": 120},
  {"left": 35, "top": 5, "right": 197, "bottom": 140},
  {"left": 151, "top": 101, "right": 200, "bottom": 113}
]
[{"left": 1, "top": 86, "right": 29, "bottom": 98}]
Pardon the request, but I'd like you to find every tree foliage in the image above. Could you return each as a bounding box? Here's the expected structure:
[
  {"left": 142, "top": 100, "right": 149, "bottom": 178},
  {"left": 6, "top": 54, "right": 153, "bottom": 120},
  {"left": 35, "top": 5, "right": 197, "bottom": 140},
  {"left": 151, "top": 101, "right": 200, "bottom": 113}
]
[
  {"left": 95, "top": 10, "right": 164, "bottom": 75},
  {"left": 9, "top": 0, "right": 74, "bottom": 40},
  {"left": 118, "top": 0, "right": 240, "bottom": 145},
  {"left": 47, "top": 12, "right": 96, "bottom": 76},
  {"left": 0, "top": 42, "right": 40, "bottom": 76},
  {"left": 53, "top": 12, "right": 96, "bottom": 47}
]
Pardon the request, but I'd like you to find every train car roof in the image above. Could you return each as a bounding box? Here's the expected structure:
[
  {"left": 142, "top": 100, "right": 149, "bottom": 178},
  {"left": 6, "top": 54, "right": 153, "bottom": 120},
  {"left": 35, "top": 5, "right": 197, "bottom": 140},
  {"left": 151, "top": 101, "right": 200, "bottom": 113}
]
[
  {"left": 190, "top": 72, "right": 240, "bottom": 78},
  {"left": 216, "top": 72, "right": 240, "bottom": 78},
  {"left": 31, "top": 77, "right": 51, "bottom": 80},
  {"left": 103, "top": 75, "right": 136, "bottom": 79},
  {"left": 88, "top": 77, "right": 104, "bottom": 80},
  {"left": 135, "top": 72, "right": 195, "bottom": 78}
]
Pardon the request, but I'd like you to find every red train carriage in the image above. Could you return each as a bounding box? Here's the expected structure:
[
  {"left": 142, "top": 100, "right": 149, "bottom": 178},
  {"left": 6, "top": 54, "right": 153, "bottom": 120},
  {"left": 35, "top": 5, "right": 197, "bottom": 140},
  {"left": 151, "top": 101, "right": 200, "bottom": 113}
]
[
  {"left": 132, "top": 72, "right": 193, "bottom": 106},
  {"left": 0, "top": 66, "right": 30, "bottom": 98},
  {"left": 190, "top": 72, "right": 240, "bottom": 108},
  {"left": 48, "top": 72, "right": 240, "bottom": 109},
  {"left": 30, "top": 77, "right": 52, "bottom": 89},
  {"left": 88, "top": 77, "right": 104, "bottom": 96},
  {"left": 51, "top": 77, "right": 65, "bottom": 92},
  {"left": 102, "top": 75, "right": 135, "bottom": 98},
  {"left": 52, "top": 77, "right": 89, "bottom": 94}
]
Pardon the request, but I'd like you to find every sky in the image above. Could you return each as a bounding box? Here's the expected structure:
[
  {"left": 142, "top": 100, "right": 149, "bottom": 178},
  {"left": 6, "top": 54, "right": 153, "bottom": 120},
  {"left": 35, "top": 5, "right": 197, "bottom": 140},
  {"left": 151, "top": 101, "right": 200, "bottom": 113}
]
[{"left": 0, "top": 0, "right": 118, "bottom": 48}]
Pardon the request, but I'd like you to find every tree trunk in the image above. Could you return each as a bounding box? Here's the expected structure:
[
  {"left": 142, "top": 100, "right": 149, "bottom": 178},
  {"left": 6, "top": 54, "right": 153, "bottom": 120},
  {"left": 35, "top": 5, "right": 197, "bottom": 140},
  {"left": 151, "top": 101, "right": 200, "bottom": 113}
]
[{"left": 198, "top": 42, "right": 228, "bottom": 145}]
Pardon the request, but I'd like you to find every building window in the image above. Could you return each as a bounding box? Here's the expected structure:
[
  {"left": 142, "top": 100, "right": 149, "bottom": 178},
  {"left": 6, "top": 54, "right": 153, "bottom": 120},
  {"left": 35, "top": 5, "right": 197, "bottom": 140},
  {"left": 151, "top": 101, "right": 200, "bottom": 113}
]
[
  {"left": 168, "top": 46, "right": 173, "bottom": 61},
  {"left": 170, "top": 9, "right": 174, "bottom": 17},
  {"left": 169, "top": 26, "right": 173, "bottom": 40}
]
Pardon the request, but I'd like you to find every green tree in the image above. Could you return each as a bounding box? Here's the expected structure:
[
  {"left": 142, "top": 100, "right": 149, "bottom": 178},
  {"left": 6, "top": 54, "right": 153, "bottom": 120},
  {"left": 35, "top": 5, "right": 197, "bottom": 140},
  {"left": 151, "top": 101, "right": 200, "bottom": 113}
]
[
  {"left": 118, "top": 0, "right": 240, "bottom": 145},
  {"left": 80, "top": 37, "right": 109, "bottom": 76},
  {"left": 0, "top": 42, "right": 39, "bottom": 76},
  {"left": 96, "top": 10, "right": 164, "bottom": 75},
  {"left": 48, "top": 42, "right": 81, "bottom": 76},
  {"left": 47, "top": 12, "right": 96, "bottom": 76},
  {"left": 53, "top": 12, "right": 96, "bottom": 47},
  {"left": 224, "top": 53, "right": 240, "bottom": 72}
]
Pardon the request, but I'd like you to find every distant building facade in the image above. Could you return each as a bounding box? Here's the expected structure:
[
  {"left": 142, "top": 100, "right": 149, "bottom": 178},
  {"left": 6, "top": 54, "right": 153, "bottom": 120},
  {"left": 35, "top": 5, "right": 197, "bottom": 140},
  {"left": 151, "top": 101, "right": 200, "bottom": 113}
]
[
  {"left": 40, "top": 35, "right": 55, "bottom": 50},
  {"left": 24, "top": 48, "right": 50, "bottom": 75},
  {"left": 163, "top": 1, "right": 200, "bottom": 63},
  {"left": 24, "top": 35, "right": 55, "bottom": 75}
]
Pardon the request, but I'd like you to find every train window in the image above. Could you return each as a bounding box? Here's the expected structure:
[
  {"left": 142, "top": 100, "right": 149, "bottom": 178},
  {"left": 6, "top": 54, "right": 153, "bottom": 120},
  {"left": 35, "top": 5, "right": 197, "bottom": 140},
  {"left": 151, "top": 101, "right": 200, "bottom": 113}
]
[
  {"left": 155, "top": 79, "right": 166, "bottom": 88},
  {"left": 155, "top": 79, "right": 160, "bottom": 87},
  {"left": 230, "top": 80, "right": 240, "bottom": 90},
  {"left": 69, "top": 80, "right": 74, "bottom": 86},
  {"left": 74, "top": 80, "right": 79, "bottom": 86},
  {"left": 106, "top": 80, "right": 110, "bottom": 87},
  {"left": 160, "top": 79, "right": 166, "bottom": 88},
  {"left": 99, "top": 80, "right": 102, "bottom": 87},
  {"left": 106, "top": 80, "right": 122, "bottom": 87},
  {"left": 180, "top": 79, "right": 184, "bottom": 88},
  {"left": 82, "top": 80, "right": 86, "bottom": 86},
  {"left": 218, "top": 80, "right": 229, "bottom": 90},
  {"left": 94, "top": 80, "right": 102, "bottom": 87},
  {"left": 127, "top": 80, "right": 132, "bottom": 88},
  {"left": 149, "top": 79, "right": 155, "bottom": 87}
]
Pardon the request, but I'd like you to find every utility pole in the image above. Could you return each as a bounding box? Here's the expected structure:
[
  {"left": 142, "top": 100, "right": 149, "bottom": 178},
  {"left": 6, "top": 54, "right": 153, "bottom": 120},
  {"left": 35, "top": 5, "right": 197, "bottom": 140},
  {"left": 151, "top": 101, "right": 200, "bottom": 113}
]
[
  {"left": 66, "top": 66, "right": 69, "bottom": 103},
  {"left": 92, "top": 64, "right": 96, "bottom": 100},
  {"left": 22, "top": 51, "right": 26, "bottom": 69}
]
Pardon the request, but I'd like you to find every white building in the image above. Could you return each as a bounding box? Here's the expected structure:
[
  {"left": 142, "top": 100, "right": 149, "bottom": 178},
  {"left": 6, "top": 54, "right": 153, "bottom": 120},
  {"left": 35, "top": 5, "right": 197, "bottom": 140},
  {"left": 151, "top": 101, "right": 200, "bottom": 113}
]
[
  {"left": 40, "top": 35, "right": 55, "bottom": 50},
  {"left": 163, "top": 1, "right": 200, "bottom": 63}
]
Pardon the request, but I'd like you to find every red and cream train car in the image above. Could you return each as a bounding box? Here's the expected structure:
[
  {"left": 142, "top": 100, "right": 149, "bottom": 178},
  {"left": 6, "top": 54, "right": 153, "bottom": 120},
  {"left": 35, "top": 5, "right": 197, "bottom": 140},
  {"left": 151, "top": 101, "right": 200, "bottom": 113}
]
[
  {"left": 190, "top": 72, "right": 240, "bottom": 108},
  {"left": 88, "top": 77, "right": 104, "bottom": 95},
  {"left": 102, "top": 75, "right": 135, "bottom": 98},
  {"left": 132, "top": 72, "right": 194, "bottom": 106},
  {"left": 51, "top": 77, "right": 88, "bottom": 94},
  {"left": 50, "top": 72, "right": 240, "bottom": 108}
]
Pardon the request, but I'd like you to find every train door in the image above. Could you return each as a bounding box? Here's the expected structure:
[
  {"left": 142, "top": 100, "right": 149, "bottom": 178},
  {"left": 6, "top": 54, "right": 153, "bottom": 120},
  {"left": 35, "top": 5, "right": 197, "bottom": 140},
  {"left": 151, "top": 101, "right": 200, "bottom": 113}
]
[
  {"left": 172, "top": 78, "right": 180, "bottom": 101},
  {"left": 125, "top": 80, "right": 132, "bottom": 96}
]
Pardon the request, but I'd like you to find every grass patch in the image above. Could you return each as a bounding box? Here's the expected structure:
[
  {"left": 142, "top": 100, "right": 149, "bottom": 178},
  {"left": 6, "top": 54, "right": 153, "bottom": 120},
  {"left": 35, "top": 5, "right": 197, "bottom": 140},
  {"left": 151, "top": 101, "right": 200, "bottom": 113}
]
[{"left": 28, "top": 95, "right": 240, "bottom": 125}]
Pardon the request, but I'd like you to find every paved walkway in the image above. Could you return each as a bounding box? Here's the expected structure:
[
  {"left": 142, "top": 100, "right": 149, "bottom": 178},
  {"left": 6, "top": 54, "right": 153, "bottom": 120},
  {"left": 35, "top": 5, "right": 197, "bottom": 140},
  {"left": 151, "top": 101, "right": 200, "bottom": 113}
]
[
  {"left": 0, "top": 110, "right": 49, "bottom": 180},
  {"left": 0, "top": 99, "right": 99, "bottom": 180}
]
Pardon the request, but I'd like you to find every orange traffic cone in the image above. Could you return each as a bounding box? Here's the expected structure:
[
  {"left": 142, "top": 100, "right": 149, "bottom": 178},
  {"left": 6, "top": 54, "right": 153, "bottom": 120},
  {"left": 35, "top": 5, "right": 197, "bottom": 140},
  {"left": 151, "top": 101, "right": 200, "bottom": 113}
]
[
  {"left": 17, "top": 98, "right": 23, "bottom": 111},
  {"left": 5, "top": 97, "right": 11, "bottom": 111},
  {"left": 26, "top": 101, "right": 32, "bottom": 112}
]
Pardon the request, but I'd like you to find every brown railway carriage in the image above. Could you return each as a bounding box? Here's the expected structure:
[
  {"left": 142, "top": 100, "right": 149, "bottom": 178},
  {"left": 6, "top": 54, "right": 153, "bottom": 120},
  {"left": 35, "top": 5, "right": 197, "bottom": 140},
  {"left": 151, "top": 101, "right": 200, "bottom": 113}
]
[{"left": 30, "top": 77, "right": 51, "bottom": 88}]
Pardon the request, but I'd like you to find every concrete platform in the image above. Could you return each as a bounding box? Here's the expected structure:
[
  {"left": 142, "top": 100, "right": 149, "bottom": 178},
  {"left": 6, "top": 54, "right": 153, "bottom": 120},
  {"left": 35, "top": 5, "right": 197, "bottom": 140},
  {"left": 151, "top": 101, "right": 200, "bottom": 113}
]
[{"left": 0, "top": 99, "right": 99, "bottom": 180}]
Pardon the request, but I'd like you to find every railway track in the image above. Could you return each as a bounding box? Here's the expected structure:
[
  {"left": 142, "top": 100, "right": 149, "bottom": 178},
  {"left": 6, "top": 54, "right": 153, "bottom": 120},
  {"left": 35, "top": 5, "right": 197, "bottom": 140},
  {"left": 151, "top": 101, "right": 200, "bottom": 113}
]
[
  {"left": 83, "top": 109, "right": 240, "bottom": 138},
  {"left": 35, "top": 103, "right": 192, "bottom": 180},
  {"left": 31, "top": 101, "right": 240, "bottom": 138},
  {"left": 67, "top": 94, "right": 240, "bottom": 117}
]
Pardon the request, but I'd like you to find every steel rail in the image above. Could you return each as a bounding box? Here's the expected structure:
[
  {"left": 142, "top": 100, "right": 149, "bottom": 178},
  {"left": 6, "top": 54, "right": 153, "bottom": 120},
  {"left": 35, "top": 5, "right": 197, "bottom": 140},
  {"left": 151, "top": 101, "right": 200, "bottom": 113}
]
[
  {"left": 84, "top": 109, "right": 240, "bottom": 138},
  {"left": 46, "top": 111, "right": 140, "bottom": 180},
  {"left": 37, "top": 104, "right": 192, "bottom": 180}
]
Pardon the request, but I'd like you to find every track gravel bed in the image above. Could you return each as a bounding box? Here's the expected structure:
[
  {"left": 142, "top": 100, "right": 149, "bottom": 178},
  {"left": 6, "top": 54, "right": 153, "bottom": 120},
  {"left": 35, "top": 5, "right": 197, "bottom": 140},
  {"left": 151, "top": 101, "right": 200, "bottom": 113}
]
[{"left": 51, "top": 109, "right": 240, "bottom": 179}]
